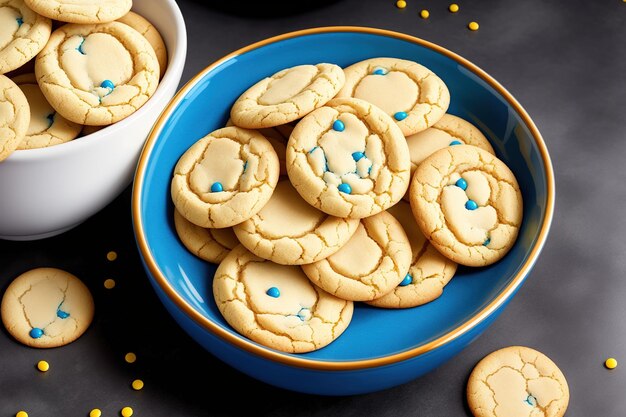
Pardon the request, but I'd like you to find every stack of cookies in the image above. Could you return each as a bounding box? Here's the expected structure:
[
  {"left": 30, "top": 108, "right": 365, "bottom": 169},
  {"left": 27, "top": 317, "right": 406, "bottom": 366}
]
[
  {"left": 0, "top": 0, "right": 167, "bottom": 161},
  {"left": 170, "top": 58, "right": 524, "bottom": 353}
]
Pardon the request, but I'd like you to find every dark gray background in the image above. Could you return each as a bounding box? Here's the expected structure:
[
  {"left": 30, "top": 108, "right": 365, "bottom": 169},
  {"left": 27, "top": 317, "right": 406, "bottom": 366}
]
[{"left": 1, "top": 0, "right": 625, "bottom": 415}]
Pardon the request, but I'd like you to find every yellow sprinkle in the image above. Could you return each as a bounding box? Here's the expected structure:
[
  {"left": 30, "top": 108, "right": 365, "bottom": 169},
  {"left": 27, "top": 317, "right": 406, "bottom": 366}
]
[
  {"left": 605, "top": 357, "right": 618, "bottom": 369},
  {"left": 37, "top": 360, "right": 49, "bottom": 372},
  {"left": 125, "top": 352, "right": 137, "bottom": 363},
  {"left": 132, "top": 379, "right": 144, "bottom": 390},
  {"left": 468, "top": 21, "right": 479, "bottom": 31},
  {"left": 396, "top": 0, "right": 406, "bottom": 9},
  {"left": 449, "top": 3, "right": 459, "bottom": 12},
  {"left": 106, "top": 251, "right": 118, "bottom": 261},
  {"left": 104, "top": 278, "right": 116, "bottom": 289},
  {"left": 89, "top": 409, "right": 102, "bottom": 417},
  {"left": 16, "top": 411, "right": 28, "bottom": 417},
  {"left": 420, "top": 9, "right": 429, "bottom": 18},
  {"left": 121, "top": 406, "right": 133, "bottom": 417}
]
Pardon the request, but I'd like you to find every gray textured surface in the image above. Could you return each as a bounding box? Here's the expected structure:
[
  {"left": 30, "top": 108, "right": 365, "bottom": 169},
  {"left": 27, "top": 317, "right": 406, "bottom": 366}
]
[{"left": 1, "top": 0, "right": 625, "bottom": 415}]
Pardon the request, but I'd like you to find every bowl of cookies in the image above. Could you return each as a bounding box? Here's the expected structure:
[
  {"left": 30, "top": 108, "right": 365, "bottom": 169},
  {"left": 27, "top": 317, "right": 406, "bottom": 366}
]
[
  {"left": 0, "top": 0, "right": 186, "bottom": 240},
  {"left": 132, "top": 27, "right": 554, "bottom": 395}
]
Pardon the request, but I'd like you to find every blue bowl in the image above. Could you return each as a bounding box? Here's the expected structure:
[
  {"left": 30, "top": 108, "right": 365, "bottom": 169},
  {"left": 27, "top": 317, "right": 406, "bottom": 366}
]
[{"left": 132, "top": 27, "right": 555, "bottom": 396}]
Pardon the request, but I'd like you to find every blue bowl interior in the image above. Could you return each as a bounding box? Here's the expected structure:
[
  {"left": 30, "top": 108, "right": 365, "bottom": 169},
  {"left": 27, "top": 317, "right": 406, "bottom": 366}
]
[{"left": 139, "top": 31, "right": 548, "bottom": 362}]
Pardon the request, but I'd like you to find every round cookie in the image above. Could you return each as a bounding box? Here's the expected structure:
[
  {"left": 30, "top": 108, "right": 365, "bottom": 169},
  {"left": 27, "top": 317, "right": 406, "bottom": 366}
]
[
  {"left": 1, "top": 267, "right": 95, "bottom": 348},
  {"left": 35, "top": 21, "right": 160, "bottom": 126},
  {"left": 117, "top": 11, "right": 168, "bottom": 78},
  {"left": 24, "top": 0, "right": 132, "bottom": 24},
  {"left": 0, "top": 0, "right": 51, "bottom": 74},
  {"left": 174, "top": 209, "right": 239, "bottom": 264},
  {"left": 233, "top": 179, "right": 360, "bottom": 265},
  {"left": 367, "top": 201, "right": 457, "bottom": 309},
  {"left": 335, "top": 57, "right": 450, "bottom": 136},
  {"left": 409, "top": 145, "right": 523, "bottom": 267},
  {"left": 12, "top": 73, "right": 82, "bottom": 149},
  {"left": 286, "top": 97, "right": 411, "bottom": 219},
  {"left": 230, "top": 63, "right": 345, "bottom": 129},
  {"left": 301, "top": 210, "right": 412, "bottom": 302},
  {"left": 467, "top": 346, "right": 569, "bottom": 417},
  {"left": 171, "top": 126, "right": 280, "bottom": 229},
  {"left": 0, "top": 74, "right": 29, "bottom": 161},
  {"left": 213, "top": 244, "right": 354, "bottom": 353}
]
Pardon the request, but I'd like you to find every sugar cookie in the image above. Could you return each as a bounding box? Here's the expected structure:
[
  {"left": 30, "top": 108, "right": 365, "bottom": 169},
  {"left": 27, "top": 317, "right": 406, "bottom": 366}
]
[
  {"left": 171, "top": 126, "right": 280, "bottom": 228},
  {"left": 1, "top": 267, "right": 95, "bottom": 348},
  {"left": 0, "top": 74, "right": 29, "bottom": 161},
  {"left": 24, "top": 0, "right": 132, "bottom": 24},
  {"left": 213, "top": 245, "right": 354, "bottom": 353},
  {"left": 35, "top": 21, "right": 160, "bottom": 126},
  {"left": 410, "top": 145, "right": 523, "bottom": 267},
  {"left": 230, "top": 63, "right": 345, "bottom": 129},
  {"left": 336, "top": 57, "right": 450, "bottom": 136},
  {"left": 174, "top": 209, "right": 238, "bottom": 264},
  {"left": 233, "top": 179, "right": 360, "bottom": 265},
  {"left": 467, "top": 346, "right": 569, "bottom": 417},
  {"left": 286, "top": 97, "right": 411, "bottom": 218},
  {"left": 367, "top": 201, "right": 457, "bottom": 308},
  {"left": 301, "top": 211, "right": 412, "bottom": 302},
  {"left": 117, "top": 11, "right": 168, "bottom": 78}
]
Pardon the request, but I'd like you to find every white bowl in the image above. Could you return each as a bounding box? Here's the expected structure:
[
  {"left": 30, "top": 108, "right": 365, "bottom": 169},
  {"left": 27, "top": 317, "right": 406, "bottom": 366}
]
[{"left": 0, "top": 0, "right": 187, "bottom": 241}]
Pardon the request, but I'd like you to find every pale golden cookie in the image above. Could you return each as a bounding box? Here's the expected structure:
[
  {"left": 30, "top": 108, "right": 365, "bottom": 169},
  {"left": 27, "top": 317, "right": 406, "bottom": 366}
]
[
  {"left": 301, "top": 211, "right": 411, "bottom": 302},
  {"left": 409, "top": 145, "right": 523, "bottom": 267},
  {"left": 0, "top": 0, "right": 51, "bottom": 74},
  {"left": 174, "top": 209, "right": 239, "bottom": 264},
  {"left": 336, "top": 57, "right": 450, "bottom": 136},
  {"left": 35, "top": 21, "right": 160, "bottom": 126},
  {"left": 1, "top": 267, "right": 95, "bottom": 348},
  {"left": 24, "top": 0, "right": 132, "bottom": 24},
  {"left": 12, "top": 73, "right": 82, "bottom": 149},
  {"left": 0, "top": 74, "right": 29, "bottom": 161},
  {"left": 213, "top": 245, "right": 354, "bottom": 353},
  {"left": 467, "top": 346, "right": 569, "bottom": 417},
  {"left": 233, "top": 179, "right": 360, "bottom": 265},
  {"left": 367, "top": 201, "right": 457, "bottom": 308},
  {"left": 286, "top": 97, "right": 411, "bottom": 219},
  {"left": 230, "top": 63, "right": 345, "bottom": 129},
  {"left": 117, "top": 11, "right": 167, "bottom": 78},
  {"left": 171, "top": 126, "right": 280, "bottom": 228}
]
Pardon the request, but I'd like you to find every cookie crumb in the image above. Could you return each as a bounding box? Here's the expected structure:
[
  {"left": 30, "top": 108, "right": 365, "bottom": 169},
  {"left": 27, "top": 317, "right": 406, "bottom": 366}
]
[
  {"left": 106, "top": 251, "right": 118, "bottom": 261},
  {"left": 449, "top": 3, "right": 459, "bottom": 12},
  {"left": 396, "top": 0, "right": 407, "bottom": 9},
  {"left": 420, "top": 9, "right": 429, "bottom": 18},
  {"left": 605, "top": 357, "right": 618, "bottom": 369},
  {"left": 104, "top": 278, "right": 116, "bottom": 289},
  {"left": 468, "top": 21, "right": 479, "bottom": 31},
  {"left": 37, "top": 360, "right": 49, "bottom": 372},
  {"left": 131, "top": 379, "right": 144, "bottom": 390},
  {"left": 121, "top": 406, "right": 134, "bottom": 417},
  {"left": 89, "top": 409, "right": 102, "bottom": 417},
  {"left": 125, "top": 352, "right": 137, "bottom": 363}
]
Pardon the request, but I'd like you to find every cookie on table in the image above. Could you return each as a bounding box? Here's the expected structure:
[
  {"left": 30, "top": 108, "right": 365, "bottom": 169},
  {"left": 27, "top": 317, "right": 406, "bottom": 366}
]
[
  {"left": 233, "top": 179, "right": 360, "bottom": 265},
  {"left": 174, "top": 209, "right": 238, "bottom": 264},
  {"left": 35, "top": 21, "right": 160, "bottom": 126},
  {"left": 409, "top": 145, "right": 523, "bottom": 267},
  {"left": 1, "top": 267, "right": 95, "bottom": 348},
  {"left": 0, "top": 74, "right": 29, "bottom": 161},
  {"left": 12, "top": 73, "right": 82, "bottom": 149},
  {"left": 335, "top": 57, "right": 450, "bottom": 136},
  {"left": 117, "top": 11, "right": 168, "bottom": 78},
  {"left": 0, "top": 0, "right": 51, "bottom": 74},
  {"left": 213, "top": 245, "right": 353, "bottom": 353},
  {"left": 301, "top": 211, "right": 411, "bottom": 302},
  {"left": 24, "top": 0, "right": 132, "bottom": 24},
  {"left": 467, "top": 346, "right": 569, "bottom": 417},
  {"left": 171, "top": 126, "right": 280, "bottom": 228},
  {"left": 286, "top": 97, "right": 411, "bottom": 218},
  {"left": 230, "top": 63, "right": 345, "bottom": 129},
  {"left": 367, "top": 201, "right": 457, "bottom": 309}
]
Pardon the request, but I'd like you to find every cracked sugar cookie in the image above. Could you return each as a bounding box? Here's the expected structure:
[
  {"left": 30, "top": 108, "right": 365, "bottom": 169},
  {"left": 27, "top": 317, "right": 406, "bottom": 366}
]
[
  {"left": 467, "top": 346, "right": 569, "bottom": 417},
  {"left": 286, "top": 97, "right": 411, "bottom": 219},
  {"left": 233, "top": 179, "right": 360, "bottom": 265},
  {"left": 367, "top": 201, "right": 457, "bottom": 309},
  {"left": 213, "top": 245, "right": 353, "bottom": 353},
  {"left": 117, "top": 11, "right": 168, "bottom": 78},
  {"left": 409, "top": 145, "right": 523, "bottom": 267},
  {"left": 335, "top": 57, "right": 450, "bottom": 136},
  {"left": 1, "top": 267, "right": 95, "bottom": 348},
  {"left": 174, "top": 209, "right": 239, "bottom": 264},
  {"left": 301, "top": 210, "right": 411, "bottom": 302},
  {"left": 0, "top": 0, "right": 51, "bottom": 74},
  {"left": 24, "top": 0, "right": 132, "bottom": 24},
  {"left": 171, "top": 126, "right": 280, "bottom": 228},
  {"left": 35, "top": 21, "right": 160, "bottom": 126},
  {"left": 0, "top": 74, "right": 29, "bottom": 161},
  {"left": 13, "top": 73, "right": 82, "bottom": 149},
  {"left": 230, "top": 63, "right": 345, "bottom": 129}
]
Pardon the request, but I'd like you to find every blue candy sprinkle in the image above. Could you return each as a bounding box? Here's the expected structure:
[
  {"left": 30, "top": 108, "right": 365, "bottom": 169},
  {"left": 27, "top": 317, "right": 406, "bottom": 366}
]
[
  {"left": 394, "top": 111, "right": 408, "bottom": 121},
  {"left": 16, "top": 17, "right": 23, "bottom": 27},
  {"left": 308, "top": 146, "right": 318, "bottom": 154},
  {"left": 399, "top": 274, "right": 412, "bottom": 287},
  {"left": 524, "top": 395, "right": 537, "bottom": 407},
  {"left": 465, "top": 200, "right": 478, "bottom": 210},
  {"left": 76, "top": 37, "right": 86, "bottom": 55},
  {"left": 57, "top": 309, "right": 69, "bottom": 319},
  {"left": 352, "top": 151, "right": 365, "bottom": 161},
  {"left": 210, "top": 182, "right": 223, "bottom": 192},
  {"left": 100, "top": 79, "right": 114, "bottom": 90},
  {"left": 483, "top": 237, "right": 491, "bottom": 246},
  {"left": 46, "top": 113, "right": 55, "bottom": 128},
  {"left": 372, "top": 68, "right": 386, "bottom": 75},
  {"left": 338, "top": 183, "right": 352, "bottom": 194},
  {"left": 455, "top": 178, "right": 467, "bottom": 190},
  {"left": 242, "top": 161, "right": 248, "bottom": 172},
  {"left": 29, "top": 328, "right": 44, "bottom": 339},
  {"left": 266, "top": 287, "right": 280, "bottom": 298},
  {"left": 333, "top": 120, "right": 345, "bottom": 132},
  {"left": 449, "top": 140, "right": 462, "bottom": 146},
  {"left": 296, "top": 307, "right": 309, "bottom": 321}
]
